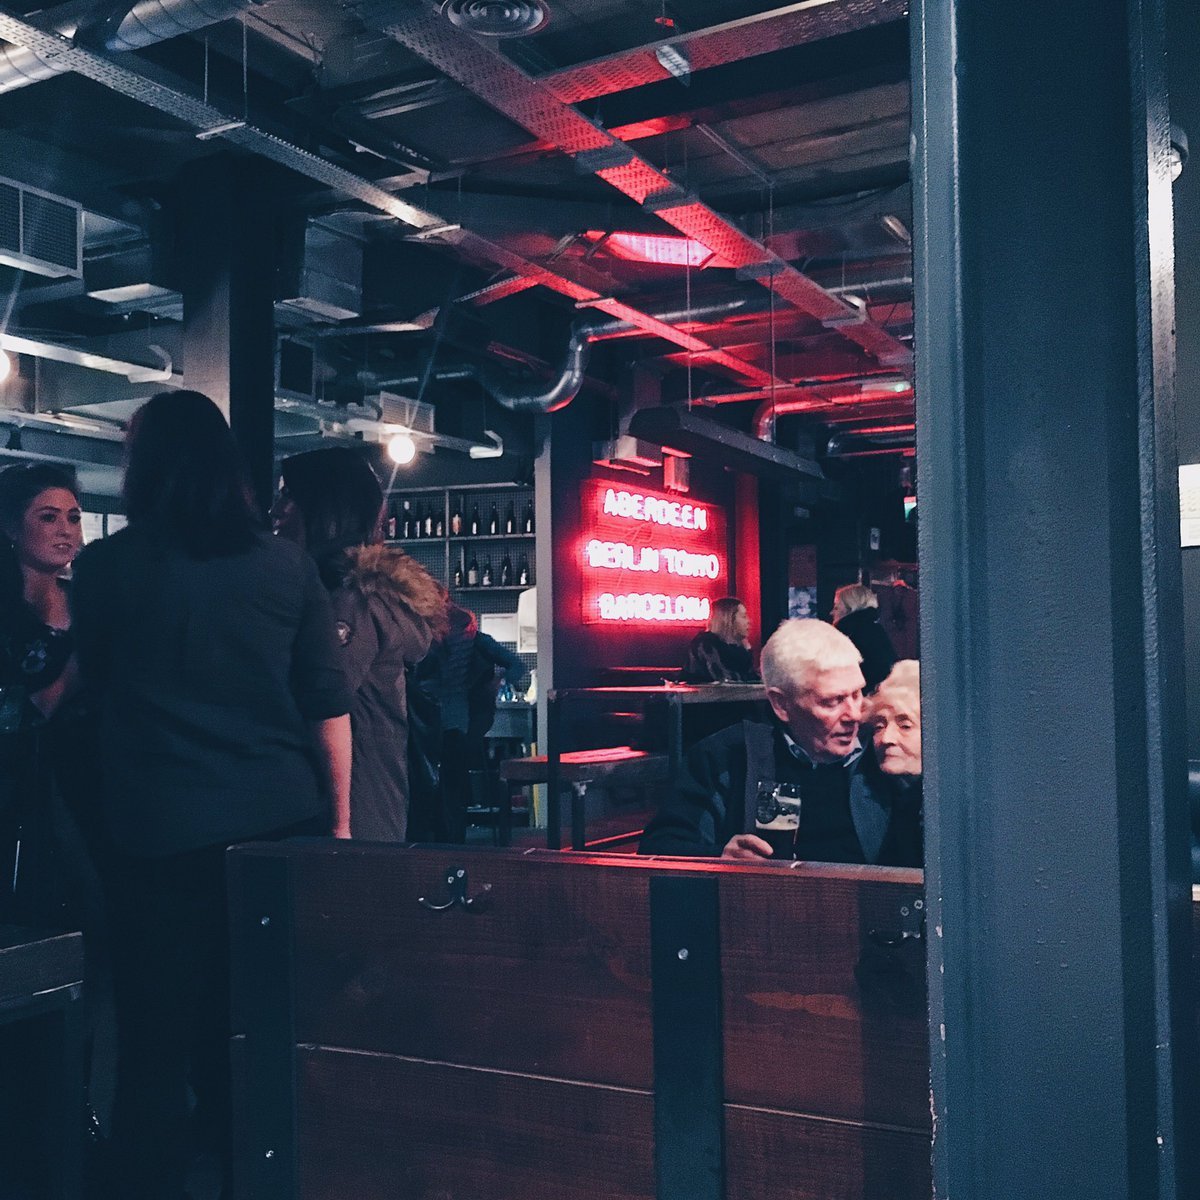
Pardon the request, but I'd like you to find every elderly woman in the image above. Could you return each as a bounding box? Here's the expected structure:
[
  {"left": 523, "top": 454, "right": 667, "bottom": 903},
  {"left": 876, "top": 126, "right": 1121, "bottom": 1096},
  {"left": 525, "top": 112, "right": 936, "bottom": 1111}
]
[{"left": 864, "top": 659, "right": 923, "bottom": 866}]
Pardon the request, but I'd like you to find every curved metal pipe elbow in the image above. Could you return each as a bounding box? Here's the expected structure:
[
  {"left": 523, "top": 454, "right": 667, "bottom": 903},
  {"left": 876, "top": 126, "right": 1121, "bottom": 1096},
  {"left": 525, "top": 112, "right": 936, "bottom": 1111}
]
[{"left": 483, "top": 325, "right": 592, "bottom": 415}]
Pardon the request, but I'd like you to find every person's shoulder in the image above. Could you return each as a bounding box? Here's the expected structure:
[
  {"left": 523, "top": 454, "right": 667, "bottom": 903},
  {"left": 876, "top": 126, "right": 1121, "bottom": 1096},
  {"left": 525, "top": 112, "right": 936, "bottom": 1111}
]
[
  {"left": 692, "top": 718, "right": 763, "bottom": 758},
  {"left": 73, "top": 524, "right": 136, "bottom": 575}
]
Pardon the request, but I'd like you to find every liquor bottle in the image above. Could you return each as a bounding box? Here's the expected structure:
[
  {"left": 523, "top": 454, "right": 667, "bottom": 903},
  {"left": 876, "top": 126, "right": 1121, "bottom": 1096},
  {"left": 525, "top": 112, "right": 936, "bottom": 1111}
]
[
  {"left": 450, "top": 502, "right": 463, "bottom": 536},
  {"left": 470, "top": 503, "right": 481, "bottom": 536},
  {"left": 488, "top": 503, "right": 499, "bottom": 535},
  {"left": 453, "top": 555, "right": 464, "bottom": 588},
  {"left": 523, "top": 501, "right": 534, "bottom": 534},
  {"left": 386, "top": 501, "right": 397, "bottom": 540},
  {"left": 401, "top": 500, "right": 413, "bottom": 539},
  {"left": 481, "top": 556, "right": 493, "bottom": 587},
  {"left": 504, "top": 503, "right": 516, "bottom": 535},
  {"left": 434, "top": 507, "right": 444, "bottom": 538},
  {"left": 517, "top": 554, "right": 531, "bottom": 586},
  {"left": 467, "top": 555, "right": 479, "bottom": 586},
  {"left": 422, "top": 503, "right": 434, "bottom": 538},
  {"left": 499, "top": 554, "right": 512, "bottom": 586}
]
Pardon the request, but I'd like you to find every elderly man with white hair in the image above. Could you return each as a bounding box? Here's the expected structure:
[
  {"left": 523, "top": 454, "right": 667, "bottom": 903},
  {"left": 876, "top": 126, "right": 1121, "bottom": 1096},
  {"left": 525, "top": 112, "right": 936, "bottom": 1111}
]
[{"left": 640, "top": 618, "right": 906, "bottom": 864}]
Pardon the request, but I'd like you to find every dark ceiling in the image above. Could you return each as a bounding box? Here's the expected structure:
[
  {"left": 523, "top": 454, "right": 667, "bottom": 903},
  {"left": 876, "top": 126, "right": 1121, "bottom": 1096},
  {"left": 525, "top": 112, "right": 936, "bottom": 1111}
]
[{"left": 0, "top": 0, "right": 916, "bottom": 494}]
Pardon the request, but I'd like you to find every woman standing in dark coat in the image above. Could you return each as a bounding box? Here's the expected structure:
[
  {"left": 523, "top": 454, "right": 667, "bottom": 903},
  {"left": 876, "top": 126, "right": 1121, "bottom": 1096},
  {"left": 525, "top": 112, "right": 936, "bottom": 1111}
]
[
  {"left": 72, "top": 391, "right": 353, "bottom": 1199},
  {"left": 274, "top": 448, "right": 448, "bottom": 841},
  {"left": 832, "top": 583, "right": 897, "bottom": 693}
]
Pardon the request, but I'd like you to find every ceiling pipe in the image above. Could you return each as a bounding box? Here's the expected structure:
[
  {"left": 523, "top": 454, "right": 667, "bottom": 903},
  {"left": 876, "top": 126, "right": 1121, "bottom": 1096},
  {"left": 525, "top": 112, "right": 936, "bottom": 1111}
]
[
  {"left": 0, "top": 14, "right": 784, "bottom": 390},
  {"left": 753, "top": 379, "right": 914, "bottom": 439},
  {"left": 0, "top": 0, "right": 260, "bottom": 95},
  {"left": 482, "top": 297, "right": 754, "bottom": 415}
]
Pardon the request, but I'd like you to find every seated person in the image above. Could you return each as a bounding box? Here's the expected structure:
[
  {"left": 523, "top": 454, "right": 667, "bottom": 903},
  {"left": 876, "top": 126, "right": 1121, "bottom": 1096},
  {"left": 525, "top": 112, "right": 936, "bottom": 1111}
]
[
  {"left": 640, "top": 618, "right": 898, "bottom": 863},
  {"left": 832, "top": 583, "right": 897, "bottom": 693},
  {"left": 681, "top": 596, "right": 759, "bottom": 683},
  {"left": 863, "top": 659, "right": 924, "bottom": 867}
]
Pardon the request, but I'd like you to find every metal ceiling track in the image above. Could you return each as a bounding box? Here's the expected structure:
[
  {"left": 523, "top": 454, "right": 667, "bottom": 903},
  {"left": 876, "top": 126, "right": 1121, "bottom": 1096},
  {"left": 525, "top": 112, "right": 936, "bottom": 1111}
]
[
  {"left": 0, "top": 13, "right": 781, "bottom": 388},
  {"left": 353, "top": 0, "right": 913, "bottom": 372},
  {"left": 541, "top": 0, "right": 910, "bottom": 105}
]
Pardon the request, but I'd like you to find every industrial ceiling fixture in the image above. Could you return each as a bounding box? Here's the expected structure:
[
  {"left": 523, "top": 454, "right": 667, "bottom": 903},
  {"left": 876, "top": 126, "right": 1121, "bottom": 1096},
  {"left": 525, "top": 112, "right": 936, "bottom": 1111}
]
[
  {"left": 440, "top": 0, "right": 550, "bottom": 38},
  {"left": 387, "top": 432, "right": 418, "bottom": 464}
]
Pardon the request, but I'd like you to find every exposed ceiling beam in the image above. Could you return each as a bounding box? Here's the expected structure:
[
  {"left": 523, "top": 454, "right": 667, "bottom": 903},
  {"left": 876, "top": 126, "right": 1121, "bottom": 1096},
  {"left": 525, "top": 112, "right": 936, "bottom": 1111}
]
[
  {"left": 0, "top": 13, "right": 781, "bottom": 388},
  {"left": 354, "top": 0, "right": 911, "bottom": 371},
  {"left": 539, "top": 0, "right": 909, "bottom": 106}
]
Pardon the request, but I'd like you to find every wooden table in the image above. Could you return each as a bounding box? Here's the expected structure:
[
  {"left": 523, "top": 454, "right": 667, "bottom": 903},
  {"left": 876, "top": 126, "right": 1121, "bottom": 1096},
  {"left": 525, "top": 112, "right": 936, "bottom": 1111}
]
[{"left": 544, "top": 684, "right": 768, "bottom": 849}]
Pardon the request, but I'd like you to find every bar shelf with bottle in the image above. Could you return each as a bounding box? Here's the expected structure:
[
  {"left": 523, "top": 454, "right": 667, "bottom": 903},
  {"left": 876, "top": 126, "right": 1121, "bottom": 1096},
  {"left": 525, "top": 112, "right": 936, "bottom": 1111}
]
[{"left": 382, "top": 482, "right": 536, "bottom": 665}]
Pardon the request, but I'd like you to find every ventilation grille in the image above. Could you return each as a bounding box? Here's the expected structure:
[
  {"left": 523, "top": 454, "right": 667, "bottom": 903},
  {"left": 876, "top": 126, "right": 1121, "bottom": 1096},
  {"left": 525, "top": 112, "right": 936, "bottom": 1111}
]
[
  {"left": 440, "top": 0, "right": 549, "bottom": 38},
  {"left": 0, "top": 176, "right": 82, "bottom": 278}
]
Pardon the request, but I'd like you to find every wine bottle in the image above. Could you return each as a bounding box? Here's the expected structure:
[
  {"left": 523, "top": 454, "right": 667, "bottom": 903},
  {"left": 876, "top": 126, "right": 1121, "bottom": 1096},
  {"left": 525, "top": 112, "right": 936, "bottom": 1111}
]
[
  {"left": 504, "top": 504, "right": 515, "bottom": 535},
  {"left": 523, "top": 502, "right": 534, "bottom": 534},
  {"left": 467, "top": 555, "right": 479, "bottom": 586},
  {"left": 470, "top": 504, "right": 481, "bottom": 536},
  {"left": 481, "top": 556, "right": 493, "bottom": 587},
  {"left": 422, "top": 504, "right": 434, "bottom": 538},
  {"left": 488, "top": 503, "right": 499, "bottom": 536},
  {"left": 386, "top": 501, "right": 397, "bottom": 540},
  {"left": 401, "top": 500, "right": 413, "bottom": 539},
  {"left": 517, "top": 555, "right": 530, "bottom": 586},
  {"left": 434, "top": 508, "right": 444, "bottom": 538},
  {"left": 500, "top": 554, "right": 512, "bottom": 586},
  {"left": 450, "top": 503, "right": 463, "bottom": 536},
  {"left": 453, "top": 555, "right": 464, "bottom": 588}
]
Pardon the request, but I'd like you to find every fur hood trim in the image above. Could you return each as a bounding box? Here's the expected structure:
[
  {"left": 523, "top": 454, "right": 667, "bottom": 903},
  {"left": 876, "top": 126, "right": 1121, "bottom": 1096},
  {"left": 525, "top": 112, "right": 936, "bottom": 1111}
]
[{"left": 343, "top": 544, "right": 448, "bottom": 635}]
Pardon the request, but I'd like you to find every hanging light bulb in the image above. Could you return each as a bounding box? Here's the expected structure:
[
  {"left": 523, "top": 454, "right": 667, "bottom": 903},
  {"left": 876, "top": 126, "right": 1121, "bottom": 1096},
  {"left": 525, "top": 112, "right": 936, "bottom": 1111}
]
[
  {"left": 387, "top": 432, "right": 417, "bottom": 465},
  {"left": 0, "top": 350, "right": 12, "bottom": 384}
]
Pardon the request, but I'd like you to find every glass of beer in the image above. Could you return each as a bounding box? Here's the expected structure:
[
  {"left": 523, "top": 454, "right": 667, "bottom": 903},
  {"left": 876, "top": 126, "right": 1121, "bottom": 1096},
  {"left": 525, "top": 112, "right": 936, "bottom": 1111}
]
[{"left": 754, "top": 781, "right": 803, "bottom": 859}]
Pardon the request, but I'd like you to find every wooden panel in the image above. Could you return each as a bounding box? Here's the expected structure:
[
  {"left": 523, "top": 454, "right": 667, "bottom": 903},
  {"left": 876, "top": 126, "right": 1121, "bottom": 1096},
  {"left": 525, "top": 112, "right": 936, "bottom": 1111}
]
[
  {"left": 720, "top": 867, "right": 929, "bottom": 1128},
  {"left": 724, "top": 1104, "right": 931, "bottom": 1200},
  {"left": 289, "top": 846, "right": 654, "bottom": 1088},
  {"left": 295, "top": 1047, "right": 655, "bottom": 1200}
]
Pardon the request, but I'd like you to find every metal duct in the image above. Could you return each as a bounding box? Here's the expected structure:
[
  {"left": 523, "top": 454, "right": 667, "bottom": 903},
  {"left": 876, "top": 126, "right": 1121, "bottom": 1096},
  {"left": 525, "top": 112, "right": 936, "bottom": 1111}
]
[
  {"left": 0, "top": 14, "right": 781, "bottom": 391},
  {"left": 482, "top": 297, "right": 755, "bottom": 415},
  {"left": 482, "top": 321, "right": 590, "bottom": 414},
  {"left": 0, "top": 0, "right": 259, "bottom": 96},
  {"left": 104, "top": 0, "right": 260, "bottom": 52},
  {"left": 753, "top": 379, "right": 914, "bottom": 440},
  {"left": 628, "top": 405, "right": 836, "bottom": 492},
  {"left": 0, "top": 41, "right": 69, "bottom": 91}
]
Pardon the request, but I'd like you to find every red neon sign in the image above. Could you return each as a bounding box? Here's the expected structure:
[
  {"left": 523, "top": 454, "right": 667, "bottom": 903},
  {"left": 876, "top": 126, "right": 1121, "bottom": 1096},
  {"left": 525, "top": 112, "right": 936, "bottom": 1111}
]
[{"left": 580, "top": 480, "right": 727, "bottom": 625}]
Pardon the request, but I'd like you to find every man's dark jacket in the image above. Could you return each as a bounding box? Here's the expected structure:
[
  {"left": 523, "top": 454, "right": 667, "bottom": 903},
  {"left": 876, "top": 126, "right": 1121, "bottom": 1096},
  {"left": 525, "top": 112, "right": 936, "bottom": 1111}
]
[{"left": 639, "top": 719, "right": 906, "bottom": 863}]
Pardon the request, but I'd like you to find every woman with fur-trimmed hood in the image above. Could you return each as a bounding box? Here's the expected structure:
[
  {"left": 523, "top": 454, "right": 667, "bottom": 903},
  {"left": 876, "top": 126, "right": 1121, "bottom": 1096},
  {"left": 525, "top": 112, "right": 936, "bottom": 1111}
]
[{"left": 273, "top": 448, "right": 448, "bottom": 840}]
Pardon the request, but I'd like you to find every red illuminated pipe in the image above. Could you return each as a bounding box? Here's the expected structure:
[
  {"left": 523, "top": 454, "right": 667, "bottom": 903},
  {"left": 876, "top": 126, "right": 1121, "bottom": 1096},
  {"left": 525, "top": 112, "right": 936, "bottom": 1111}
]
[{"left": 753, "top": 381, "right": 915, "bottom": 440}]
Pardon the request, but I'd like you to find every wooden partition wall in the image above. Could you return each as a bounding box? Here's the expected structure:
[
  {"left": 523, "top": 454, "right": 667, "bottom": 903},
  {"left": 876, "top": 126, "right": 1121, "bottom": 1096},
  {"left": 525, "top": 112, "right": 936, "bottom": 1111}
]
[{"left": 228, "top": 843, "right": 933, "bottom": 1199}]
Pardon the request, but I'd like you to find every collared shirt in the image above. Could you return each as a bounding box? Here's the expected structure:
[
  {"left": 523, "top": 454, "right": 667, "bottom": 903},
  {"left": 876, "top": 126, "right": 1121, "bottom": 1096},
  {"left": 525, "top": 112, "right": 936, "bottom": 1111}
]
[{"left": 782, "top": 729, "right": 864, "bottom": 770}]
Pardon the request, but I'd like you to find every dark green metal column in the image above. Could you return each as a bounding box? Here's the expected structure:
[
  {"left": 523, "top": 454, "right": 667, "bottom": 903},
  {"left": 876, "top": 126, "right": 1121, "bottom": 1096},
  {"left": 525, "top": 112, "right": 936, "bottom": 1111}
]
[
  {"left": 911, "top": 1, "right": 1196, "bottom": 1197},
  {"left": 175, "top": 154, "right": 280, "bottom": 514}
]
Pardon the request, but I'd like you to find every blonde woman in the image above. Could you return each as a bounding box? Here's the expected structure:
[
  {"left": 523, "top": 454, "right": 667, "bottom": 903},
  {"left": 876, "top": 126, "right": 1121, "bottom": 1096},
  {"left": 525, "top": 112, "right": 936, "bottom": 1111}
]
[{"left": 682, "top": 596, "right": 759, "bottom": 683}]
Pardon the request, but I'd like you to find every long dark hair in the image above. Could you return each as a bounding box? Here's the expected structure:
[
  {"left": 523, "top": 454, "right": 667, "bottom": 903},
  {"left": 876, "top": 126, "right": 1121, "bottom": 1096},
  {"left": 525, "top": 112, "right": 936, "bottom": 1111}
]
[
  {"left": 123, "top": 391, "right": 260, "bottom": 558},
  {"left": 0, "top": 462, "right": 79, "bottom": 612},
  {"left": 279, "top": 448, "right": 384, "bottom": 564}
]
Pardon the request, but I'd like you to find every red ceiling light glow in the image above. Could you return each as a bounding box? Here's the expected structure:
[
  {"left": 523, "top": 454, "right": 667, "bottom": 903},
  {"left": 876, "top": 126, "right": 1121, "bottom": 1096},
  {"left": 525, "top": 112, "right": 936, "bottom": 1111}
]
[
  {"left": 586, "top": 231, "right": 720, "bottom": 268},
  {"left": 580, "top": 480, "right": 727, "bottom": 625}
]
